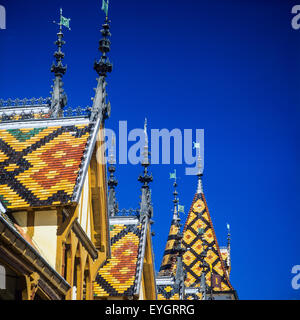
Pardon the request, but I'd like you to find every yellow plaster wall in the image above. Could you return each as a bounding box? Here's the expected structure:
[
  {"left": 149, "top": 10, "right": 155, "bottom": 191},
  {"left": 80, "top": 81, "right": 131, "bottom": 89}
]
[
  {"left": 142, "top": 227, "right": 157, "bottom": 300},
  {"left": 33, "top": 210, "right": 58, "bottom": 268},
  {"left": 139, "top": 274, "right": 145, "bottom": 300}
]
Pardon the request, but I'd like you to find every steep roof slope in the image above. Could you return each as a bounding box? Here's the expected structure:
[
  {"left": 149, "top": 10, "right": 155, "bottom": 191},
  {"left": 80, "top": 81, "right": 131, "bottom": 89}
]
[
  {"left": 93, "top": 216, "right": 148, "bottom": 298},
  {"left": 0, "top": 119, "right": 94, "bottom": 210},
  {"left": 182, "top": 192, "right": 233, "bottom": 295}
]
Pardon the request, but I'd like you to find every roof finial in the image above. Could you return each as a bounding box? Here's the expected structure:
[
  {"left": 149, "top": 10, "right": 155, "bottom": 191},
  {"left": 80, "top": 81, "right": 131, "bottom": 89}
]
[
  {"left": 108, "top": 135, "right": 118, "bottom": 216},
  {"left": 91, "top": 3, "right": 113, "bottom": 121},
  {"left": 193, "top": 142, "right": 203, "bottom": 194},
  {"left": 142, "top": 118, "right": 149, "bottom": 166},
  {"left": 227, "top": 223, "right": 231, "bottom": 246},
  {"left": 109, "top": 134, "right": 116, "bottom": 165},
  {"left": 94, "top": 1, "right": 112, "bottom": 78},
  {"left": 50, "top": 8, "right": 70, "bottom": 118},
  {"left": 227, "top": 223, "right": 231, "bottom": 266},
  {"left": 170, "top": 170, "right": 179, "bottom": 220},
  {"left": 138, "top": 119, "right": 153, "bottom": 220},
  {"left": 139, "top": 119, "right": 152, "bottom": 186}
]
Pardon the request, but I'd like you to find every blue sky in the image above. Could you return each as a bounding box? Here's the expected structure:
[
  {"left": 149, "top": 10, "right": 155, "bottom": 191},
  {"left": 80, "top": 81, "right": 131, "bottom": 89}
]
[{"left": 0, "top": 0, "right": 300, "bottom": 300}]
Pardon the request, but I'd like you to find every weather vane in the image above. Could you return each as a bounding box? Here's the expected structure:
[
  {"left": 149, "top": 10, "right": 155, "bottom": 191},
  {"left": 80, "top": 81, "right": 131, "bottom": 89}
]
[
  {"left": 169, "top": 169, "right": 177, "bottom": 181},
  {"left": 102, "top": 0, "right": 109, "bottom": 18},
  {"left": 53, "top": 8, "right": 71, "bottom": 31}
]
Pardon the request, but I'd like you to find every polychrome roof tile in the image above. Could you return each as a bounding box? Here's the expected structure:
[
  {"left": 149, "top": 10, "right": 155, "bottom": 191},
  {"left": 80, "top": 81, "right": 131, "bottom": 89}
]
[
  {"left": 0, "top": 124, "right": 92, "bottom": 210},
  {"left": 182, "top": 192, "right": 233, "bottom": 293},
  {"left": 158, "top": 217, "right": 180, "bottom": 277},
  {"left": 93, "top": 219, "right": 146, "bottom": 298}
]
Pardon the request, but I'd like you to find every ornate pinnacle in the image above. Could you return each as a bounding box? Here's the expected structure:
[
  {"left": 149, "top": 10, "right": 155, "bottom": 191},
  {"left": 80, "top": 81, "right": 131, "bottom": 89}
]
[
  {"left": 194, "top": 142, "right": 204, "bottom": 194},
  {"left": 51, "top": 8, "right": 68, "bottom": 77},
  {"left": 108, "top": 136, "right": 118, "bottom": 216},
  {"left": 91, "top": 14, "right": 113, "bottom": 122},
  {"left": 227, "top": 223, "right": 231, "bottom": 246},
  {"left": 94, "top": 18, "right": 113, "bottom": 77},
  {"left": 227, "top": 223, "right": 231, "bottom": 268},
  {"left": 138, "top": 166, "right": 153, "bottom": 188},
  {"left": 142, "top": 118, "right": 150, "bottom": 166},
  {"left": 173, "top": 181, "right": 179, "bottom": 204},
  {"left": 50, "top": 8, "right": 69, "bottom": 118},
  {"left": 138, "top": 119, "right": 153, "bottom": 187},
  {"left": 173, "top": 181, "right": 179, "bottom": 220},
  {"left": 51, "top": 35, "right": 66, "bottom": 76},
  {"left": 138, "top": 119, "right": 153, "bottom": 220},
  {"left": 169, "top": 169, "right": 180, "bottom": 220},
  {"left": 108, "top": 135, "right": 118, "bottom": 189}
]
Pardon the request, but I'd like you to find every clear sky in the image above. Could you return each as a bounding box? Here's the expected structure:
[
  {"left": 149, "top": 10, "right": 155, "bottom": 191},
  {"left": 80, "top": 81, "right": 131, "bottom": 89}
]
[{"left": 0, "top": 0, "right": 299, "bottom": 300}]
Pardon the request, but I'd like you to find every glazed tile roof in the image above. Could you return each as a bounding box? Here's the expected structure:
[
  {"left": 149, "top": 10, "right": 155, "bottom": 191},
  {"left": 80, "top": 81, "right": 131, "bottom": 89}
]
[
  {"left": 158, "top": 218, "right": 180, "bottom": 277},
  {"left": 0, "top": 123, "right": 92, "bottom": 210},
  {"left": 156, "top": 276, "right": 181, "bottom": 300},
  {"left": 182, "top": 192, "right": 233, "bottom": 293},
  {"left": 185, "top": 290, "right": 203, "bottom": 300},
  {"left": 157, "top": 188, "right": 236, "bottom": 300},
  {"left": 93, "top": 217, "right": 147, "bottom": 298},
  {"left": 157, "top": 284, "right": 180, "bottom": 300}
]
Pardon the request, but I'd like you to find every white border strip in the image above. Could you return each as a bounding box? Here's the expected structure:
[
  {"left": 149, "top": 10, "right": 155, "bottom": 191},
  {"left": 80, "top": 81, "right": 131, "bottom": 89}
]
[
  {"left": 109, "top": 216, "right": 139, "bottom": 226},
  {"left": 0, "top": 117, "right": 89, "bottom": 130}
]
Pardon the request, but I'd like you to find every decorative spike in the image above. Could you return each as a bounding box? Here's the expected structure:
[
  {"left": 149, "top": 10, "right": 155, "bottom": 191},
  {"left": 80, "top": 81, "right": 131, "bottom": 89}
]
[
  {"left": 107, "top": 135, "right": 118, "bottom": 217},
  {"left": 90, "top": 9, "right": 113, "bottom": 122},
  {"left": 138, "top": 119, "right": 153, "bottom": 220},
  {"left": 50, "top": 8, "right": 70, "bottom": 118},
  {"left": 109, "top": 135, "right": 116, "bottom": 165},
  {"left": 194, "top": 142, "right": 204, "bottom": 194},
  {"left": 172, "top": 177, "right": 179, "bottom": 221},
  {"left": 227, "top": 223, "right": 231, "bottom": 268},
  {"left": 94, "top": 18, "right": 113, "bottom": 77}
]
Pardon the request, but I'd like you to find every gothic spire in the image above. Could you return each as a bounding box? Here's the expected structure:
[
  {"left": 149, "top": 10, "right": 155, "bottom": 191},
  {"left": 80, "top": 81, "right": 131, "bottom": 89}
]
[
  {"left": 108, "top": 135, "right": 118, "bottom": 217},
  {"left": 90, "top": 13, "right": 113, "bottom": 121},
  {"left": 50, "top": 8, "right": 69, "bottom": 118},
  {"left": 138, "top": 119, "right": 153, "bottom": 220}
]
